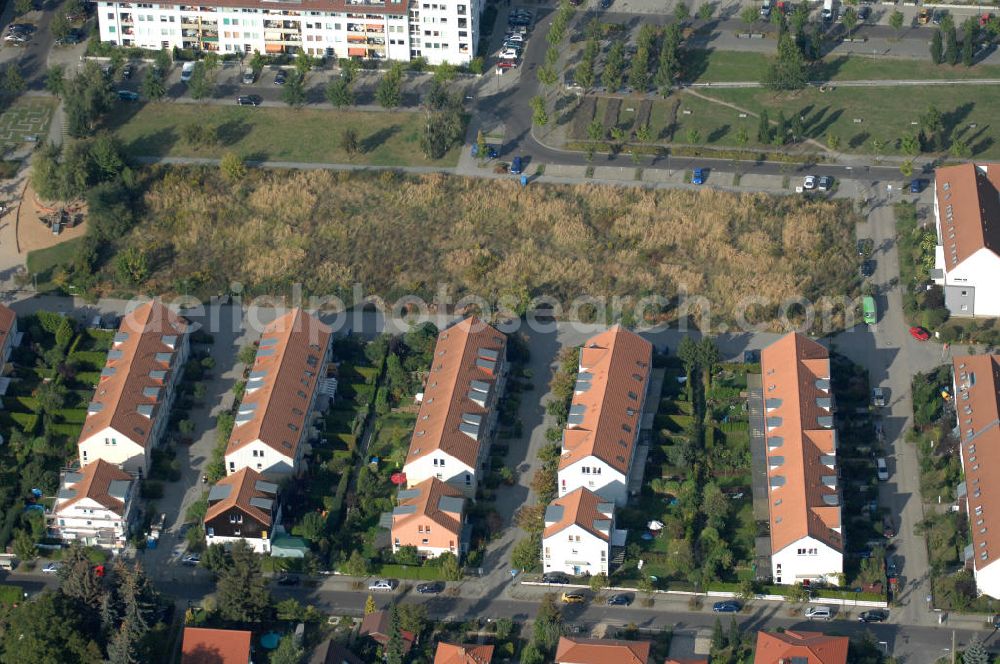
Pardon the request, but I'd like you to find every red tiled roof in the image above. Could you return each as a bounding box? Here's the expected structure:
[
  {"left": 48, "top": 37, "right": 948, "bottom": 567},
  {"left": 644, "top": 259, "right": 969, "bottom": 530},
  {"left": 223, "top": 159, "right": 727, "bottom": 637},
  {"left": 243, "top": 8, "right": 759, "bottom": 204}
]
[
  {"left": 559, "top": 326, "right": 652, "bottom": 474},
  {"left": 664, "top": 659, "right": 708, "bottom": 664},
  {"left": 753, "top": 630, "right": 848, "bottom": 664},
  {"left": 181, "top": 627, "right": 252, "bottom": 664},
  {"left": 228, "top": 309, "right": 332, "bottom": 458},
  {"left": 405, "top": 317, "right": 506, "bottom": 468},
  {"left": 54, "top": 459, "right": 133, "bottom": 515},
  {"left": 78, "top": 300, "right": 188, "bottom": 448},
  {"left": 555, "top": 637, "right": 651, "bottom": 664},
  {"left": 544, "top": 487, "right": 613, "bottom": 542},
  {"left": 934, "top": 162, "right": 1000, "bottom": 270},
  {"left": 434, "top": 642, "right": 495, "bottom": 664},
  {"left": 204, "top": 467, "right": 276, "bottom": 527},
  {"left": 761, "top": 333, "right": 842, "bottom": 555},
  {"left": 952, "top": 354, "right": 1000, "bottom": 573},
  {"left": 359, "top": 610, "right": 414, "bottom": 652}
]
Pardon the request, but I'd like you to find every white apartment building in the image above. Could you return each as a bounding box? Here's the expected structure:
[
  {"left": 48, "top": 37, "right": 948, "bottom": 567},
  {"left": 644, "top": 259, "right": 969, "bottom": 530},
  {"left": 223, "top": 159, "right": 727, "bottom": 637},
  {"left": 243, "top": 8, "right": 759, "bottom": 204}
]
[
  {"left": 95, "top": 0, "right": 480, "bottom": 64},
  {"left": 542, "top": 487, "right": 619, "bottom": 577},
  {"left": 952, "top": 354, "right": 1000, "bottom": 598},
  {"left": 761, "top": 333, "right": 843, "bottom": 586},
  {"left": 225, "top": 308, "right": 334, "bottom": 479},
  {"left": 77, "top": 300, "right": 189, "bottom": 476},
  {"left": 931, "top": 162, "right": 1000, "bottom": 317},
  {"left": 558, "top": 326, "right": 652, "bottom": 508},
  {"left": 49, "top": 459, "right": 139, "bottom": 552}
]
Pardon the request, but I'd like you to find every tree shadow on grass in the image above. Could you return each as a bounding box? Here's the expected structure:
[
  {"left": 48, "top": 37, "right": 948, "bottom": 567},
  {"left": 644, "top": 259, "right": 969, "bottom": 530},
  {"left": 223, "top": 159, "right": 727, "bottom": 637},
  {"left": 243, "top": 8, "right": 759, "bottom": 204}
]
[
  {"left": 848, "top": 131, "right": 870, "bottom": 149},
  {"left": 707, "top": 124, "right": 730, "bottom": 143},
  {"left": 941, "top": 101, "right": 975, "bottom": 145},
  {"left": 972, "top": 136, "right": 994, "bottom": 156},
  {"left": 808, "top": 108, "right": 843, "bottom": 140},
  {"left": 813, "top": 55, "right": 849, "bottom": 82},
  {"left": 243, "top": 151, "right": 270, "bottom": 163},
  {"left": 681, "top": 48, "right": 712, "bottom": 83},
  {"left": 126, "top": 127, "right": 177, "bottom": 157},
  {"left": 362, "top": 125, "right": 400, "bottom": 153},
  {"left": 214, "top": 119, "right": 252, "bottom": 147}
]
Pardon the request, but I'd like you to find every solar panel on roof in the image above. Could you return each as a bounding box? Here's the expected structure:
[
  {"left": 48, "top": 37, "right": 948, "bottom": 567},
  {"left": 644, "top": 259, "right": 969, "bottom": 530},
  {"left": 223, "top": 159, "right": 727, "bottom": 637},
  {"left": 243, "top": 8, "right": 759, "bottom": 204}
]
[
  {"left": 478, "top": 348, "right": 500, "bottom": 361},
  {"left": 544, "top": 504, "right": 564, "bottom": 523},
  {"left": 255, "top": 480, "right": 278, "bottom": 494},
  {"left": 256, "top": 347, "right": 277, "bottom": 357},
  {"left": 249, "top": 497, "right": 274, "bottom": 511},
  {"left": 208, "top": 484, "right": 232, "bottom": 501},
  {"left": 397, "top": 488, "right": 421, "bottom": 501}
]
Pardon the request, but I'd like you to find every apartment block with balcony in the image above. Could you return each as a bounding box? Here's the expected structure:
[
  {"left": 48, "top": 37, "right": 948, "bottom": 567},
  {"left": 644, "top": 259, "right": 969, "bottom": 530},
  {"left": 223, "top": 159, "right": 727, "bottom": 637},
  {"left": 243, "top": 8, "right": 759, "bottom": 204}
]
[
  {"left": 96, "top": 0, "right": 472, "bottom": 63},
  {"left": 49, "top": 459, "right": 139, "bottom": 553}
]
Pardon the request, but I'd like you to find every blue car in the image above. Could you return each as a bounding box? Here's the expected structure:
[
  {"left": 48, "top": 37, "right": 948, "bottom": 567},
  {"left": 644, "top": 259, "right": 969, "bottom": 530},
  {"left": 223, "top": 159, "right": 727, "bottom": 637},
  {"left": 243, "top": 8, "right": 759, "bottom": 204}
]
[
  {"left": 510, "top": 156, "right": 523, "bottom": 174},
  {"left": 712, "top": 600, "right": 741, "bottom": 613},
  {"left": 692, "top": 168, "right": 706, "bottom": 185},
  {"left": 910, "top": 178, "right": 925, "bottom": 193}
]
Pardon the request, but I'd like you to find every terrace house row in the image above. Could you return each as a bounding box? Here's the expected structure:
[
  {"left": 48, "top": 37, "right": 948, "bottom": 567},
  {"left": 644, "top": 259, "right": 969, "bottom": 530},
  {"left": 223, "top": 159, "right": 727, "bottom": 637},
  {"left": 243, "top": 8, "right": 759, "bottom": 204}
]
[
  {"left": 77, "top": 300, "right": 190, "bottom": 476},
  {"left": 402, "top": 317, "right": 507, "bottom": 499}
]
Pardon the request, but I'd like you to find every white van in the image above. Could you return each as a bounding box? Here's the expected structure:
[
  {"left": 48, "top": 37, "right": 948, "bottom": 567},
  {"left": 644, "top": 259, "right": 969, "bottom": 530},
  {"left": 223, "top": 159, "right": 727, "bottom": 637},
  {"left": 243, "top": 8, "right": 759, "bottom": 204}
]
[
  {"left": 821, "top": 0, "right": 834, "bottom": 21},
  {"left": 180, "top": 61, "right": 196, "bottom": 82}
]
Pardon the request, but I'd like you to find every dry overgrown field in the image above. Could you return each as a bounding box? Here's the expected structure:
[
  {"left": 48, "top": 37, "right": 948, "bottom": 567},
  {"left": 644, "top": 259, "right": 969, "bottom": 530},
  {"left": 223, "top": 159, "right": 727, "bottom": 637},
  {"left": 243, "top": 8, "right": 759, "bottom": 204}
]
[{"left": 123, "top": 168, "right": 858, "bottom": 327}]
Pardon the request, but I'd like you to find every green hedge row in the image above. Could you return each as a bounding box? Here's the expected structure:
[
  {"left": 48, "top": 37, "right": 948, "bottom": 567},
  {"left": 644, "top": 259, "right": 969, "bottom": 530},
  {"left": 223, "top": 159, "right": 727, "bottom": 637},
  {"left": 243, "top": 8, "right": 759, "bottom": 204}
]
[{"left": 69, "top": 350, "right": 109, "bottom": 370}]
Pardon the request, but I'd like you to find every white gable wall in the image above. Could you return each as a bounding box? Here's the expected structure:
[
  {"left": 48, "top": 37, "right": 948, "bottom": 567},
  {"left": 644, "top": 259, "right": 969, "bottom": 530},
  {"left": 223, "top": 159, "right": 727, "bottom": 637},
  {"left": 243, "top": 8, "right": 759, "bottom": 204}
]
[
  {"left": 772, "top": 535, "right": 843, "bottom": 586},
  {"left": 542, "top": 523, "right": 609, "bottom": 576},
  {"left": 558, "top": 457, "right": 628, "bottom": 507},
  {"left": 78, "top": 426, "right": 147, "bottom": 475},
  {"left": 403, "top": 451, "right": 477, "bottom": 498}
]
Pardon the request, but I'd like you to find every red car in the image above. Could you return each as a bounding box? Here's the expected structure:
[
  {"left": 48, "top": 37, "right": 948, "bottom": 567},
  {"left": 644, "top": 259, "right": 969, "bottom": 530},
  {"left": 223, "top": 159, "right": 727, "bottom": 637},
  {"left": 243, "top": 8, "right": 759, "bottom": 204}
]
[
  {"left": 496, "top": 61, "right": 517, "bottom": 69},
  {"left": 981, "top": 12, "right": 993, "bottom": 27},
  {"left": 909, "top": 326, "right": 931, "bottom": 341}
]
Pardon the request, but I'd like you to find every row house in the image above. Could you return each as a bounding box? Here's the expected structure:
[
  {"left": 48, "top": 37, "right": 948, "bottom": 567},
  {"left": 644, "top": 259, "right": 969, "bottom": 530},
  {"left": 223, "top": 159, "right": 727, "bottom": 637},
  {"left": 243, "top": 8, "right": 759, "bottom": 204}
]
[
  {"left": 204, "top": 467, "right": 281, "bottom": 554},
  {"left": 952, "top": 353, "right": 1000, "bottom": 598},
  {"left": 388, "top": 477, "right": 466, "bottom": 559},
  {"left": 96, "top": 0, "right": 480, "bottom": 64},
  {"left": 558, "top": 326, "right": 652, "bottom": 507},
  {"left": 181, "top": 627, "right": 252, "bottom": 664},
  {"left": 402, "top": 317, "right": 507, "bottom": 498},
  {"left": 931, "top": 162, "right": 1000, "bottom": 317},
  {"left": 77, "top": 300, "right": 189, "bottom": 476},
  {"left": 225, "top": 308, "right": 334, "bottom": 479},
  {"left": 753, "top": 630, "right": 848, "bottom": 664},
  {"left": 555, "top": 637, "right": 653, "bottom": 664},
  {"left": 49, "top": 459, "right": 139, "bottom": 552},
  {"left": 762, "top": 332, "right": 843, "bottom": 586}
]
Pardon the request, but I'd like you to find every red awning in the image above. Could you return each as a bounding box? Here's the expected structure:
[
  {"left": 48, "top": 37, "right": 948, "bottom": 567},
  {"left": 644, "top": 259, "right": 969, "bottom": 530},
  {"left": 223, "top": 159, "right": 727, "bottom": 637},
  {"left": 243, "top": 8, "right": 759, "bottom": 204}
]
[{"left": 348, "top": 47, "right": 366, "bottom": 57}]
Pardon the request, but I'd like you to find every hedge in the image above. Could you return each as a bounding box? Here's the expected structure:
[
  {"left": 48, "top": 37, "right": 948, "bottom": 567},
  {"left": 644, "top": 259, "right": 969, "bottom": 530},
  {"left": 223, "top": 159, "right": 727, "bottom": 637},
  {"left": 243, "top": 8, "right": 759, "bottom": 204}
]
[
  {"left": 373, "top": 563, "right": 448, "bottom": 581},
  {"left": 10, "top": 412, "right": 38, "bottom": 433},
  {"left": 69, "top": 351, "right": 109, "bottom": 370},
  {"left": 75, "top": 371, "right": 102, "bottom": 386},
  {"left": 49, "top": 423, "right": 84, "bottom": 438},
  {"left": 55, "top": 409, "right": 88, "bottom": 424}
]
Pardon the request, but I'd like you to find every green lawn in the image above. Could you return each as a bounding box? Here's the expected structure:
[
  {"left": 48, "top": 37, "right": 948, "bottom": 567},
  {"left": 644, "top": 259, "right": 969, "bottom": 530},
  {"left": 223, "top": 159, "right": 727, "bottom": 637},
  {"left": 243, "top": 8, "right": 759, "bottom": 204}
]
[
  {"left": 26, "top": 238, "right": 84, "bottom": 290},
  {"left": 698, "top": 85, "right": 1000, "bottom": 157},
  {"left": 687, "top": 49, "right": 1000, "bottom": 83},
  {"left": 105, "top": 102, "right": 462, "bottom": 167}
]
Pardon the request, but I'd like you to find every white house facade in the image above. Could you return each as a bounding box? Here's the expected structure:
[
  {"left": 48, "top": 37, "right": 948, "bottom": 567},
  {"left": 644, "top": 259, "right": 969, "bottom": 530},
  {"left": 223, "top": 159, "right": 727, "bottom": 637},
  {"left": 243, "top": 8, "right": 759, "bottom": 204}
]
[
  {"left": 95, "top": 0, "right": 481, "bottom": 64},
  {"left": 49, "top": 460, "right": 138, "bottom": 552},
  {"left": 931, "top": 162, "right": 1000, "bottom": 317},
  {"left": 542, "top": 487, "right": 616, "bottom": 577}
]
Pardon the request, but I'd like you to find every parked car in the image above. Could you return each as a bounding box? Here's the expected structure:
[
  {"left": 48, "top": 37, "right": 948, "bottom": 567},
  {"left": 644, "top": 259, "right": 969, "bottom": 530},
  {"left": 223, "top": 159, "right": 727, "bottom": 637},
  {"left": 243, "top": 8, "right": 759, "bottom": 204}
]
[
  {"left": 871, "top": 386, "right": 886, "bottom": 407},
  {"left": 368, "top": 579, "right": 395, "bottom": 591},
  {"left": 712, "top": 600, "right": 741, "bottom": 613},
  {"left": 542, "top": 572, "right": 569, "bottom": 584},
  {"left": 918, "top": 8, "right": 930, "bottom": 24},
  {"left": 237, "top": 95, "right": 262, "bottom": 106},
  {"left": 561, "top": 592, "right": 586, "bottom": 604},
  {"left": 805, "top": 606, "right": 833, "bottom": 620},
  {"left": 856, "top": 238, "right": 874, "bottom": 257},
  {"left": 760, "top": 0, "right": 772, "bottom": 18},
  {"left": 242, "top": 69, "right": 256, "bottom": 84},
  {"left": 802, "top": 174, "right": 817, "bottom": 190},
  {"left": 606, "top": 593, "right": 633, "bottom": 606},
  {"left": 497, "top": 60, "right": 518, "bottom": 69},
  {"left": 857, "top": 5, "right": 870, "bottom": 21},
  {"left": 471, "top": 143, "right": 498, "bottom": 159},
  {"left": 692, "top": 168, "right": 706, "bottom": 185},
  {"left": 276, "top": 574, "right": 300, "bottom": 586},
  {"left": 416, "top": 582, "right": 444, "bottom": 594},
  {"left": 876, "top": 457, "right": 889, "bottom": 481},
  {"left": 861, "top": 260, "right": 875, "bottom": 277},
  {"left": 274, "top": 69, "right": 287, "bottom": 85},
  {"left": 42, "top": 562, "right": 62, "bottom": 573},
  {"left": 981, "top": 12, "right": 994, "bottom": 27},
  {"left": 931, "top": 9, "right": 946, "bottom": 25},
  {"left": 117, "top": 90, "right": 140, "bottom": 101},
  {"left": 180, "top": 61, "right": 196, "bottom": 82},
  {"left": 510, "top": 156, "right": 523, "bottom": 174},
  {"left": 121, "top": 63, "right": 134, "bottom": 79},
  {"left": 55, "top": 30, "right": 84, "bottom": 46},
  {"left": 909, "top": 326, "right": 931, "bottom": 341},
  {"left": 181, "top": 554, "right": 200, "bottom": 566},
  {"left": 600, "top": 0, "right": 612, "bottom": 8},
  {"left": 859, "top": 609, "right": 888, "bottom": 623},
  {"left": 910, "top": 178, "right": 926, "bottom": 193},
  {"left": 818, "top": 175, "right": 833, "bottom": 191}
]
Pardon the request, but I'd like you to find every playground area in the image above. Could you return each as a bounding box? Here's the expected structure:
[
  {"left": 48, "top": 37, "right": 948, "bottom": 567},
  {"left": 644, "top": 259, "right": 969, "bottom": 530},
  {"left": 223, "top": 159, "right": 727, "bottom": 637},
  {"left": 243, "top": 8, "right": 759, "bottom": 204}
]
[{"left": 16, "top": 184, "right": 87, "bottom": 255}]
